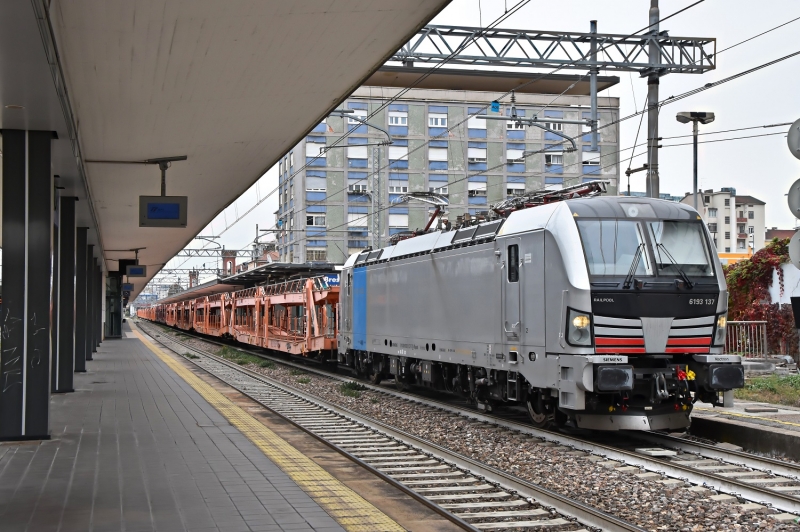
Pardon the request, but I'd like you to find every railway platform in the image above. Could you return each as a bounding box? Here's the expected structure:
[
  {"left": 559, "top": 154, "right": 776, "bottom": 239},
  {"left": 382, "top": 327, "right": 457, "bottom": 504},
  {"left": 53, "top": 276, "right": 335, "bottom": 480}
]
[
  {"left": 692, "top": 399, "right": 800, "bottom": 461},
  {"left": 0, "top": 323, "right": 460, "bottom": 532}
]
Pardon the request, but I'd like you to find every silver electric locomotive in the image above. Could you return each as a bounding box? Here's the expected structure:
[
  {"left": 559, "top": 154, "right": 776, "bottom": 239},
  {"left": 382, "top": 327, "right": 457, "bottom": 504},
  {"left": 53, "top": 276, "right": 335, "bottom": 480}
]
[{"left": 337, "top": 193, "right": 744, "bottom": 431}]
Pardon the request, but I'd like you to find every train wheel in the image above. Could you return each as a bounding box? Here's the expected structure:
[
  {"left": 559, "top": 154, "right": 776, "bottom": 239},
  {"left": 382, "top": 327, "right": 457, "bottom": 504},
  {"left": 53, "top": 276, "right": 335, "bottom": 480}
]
[
  {"left": 526, "top": 392, "right": 554, "bottom": 429},
  {"left": 395, "top": 376, "right": 406, "bottom": 392},
  {"left": 368, "top": 370, "right": 383, "bottom": 385}
]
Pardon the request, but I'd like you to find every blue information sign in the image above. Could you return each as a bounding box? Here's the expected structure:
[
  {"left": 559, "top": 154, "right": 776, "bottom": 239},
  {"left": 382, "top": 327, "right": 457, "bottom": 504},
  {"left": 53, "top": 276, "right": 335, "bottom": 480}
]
[
  {"left": 147, "top": 202, "right": 181, "bottom": 220},
  {"left": 323, "top": 273, "right": 340, "bottom": 286}
]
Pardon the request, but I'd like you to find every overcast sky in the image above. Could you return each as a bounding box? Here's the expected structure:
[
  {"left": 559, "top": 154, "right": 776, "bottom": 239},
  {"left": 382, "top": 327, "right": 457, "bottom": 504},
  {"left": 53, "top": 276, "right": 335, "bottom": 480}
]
[{"left": 168, "top": 0, "right": 800, "bottom": 283}]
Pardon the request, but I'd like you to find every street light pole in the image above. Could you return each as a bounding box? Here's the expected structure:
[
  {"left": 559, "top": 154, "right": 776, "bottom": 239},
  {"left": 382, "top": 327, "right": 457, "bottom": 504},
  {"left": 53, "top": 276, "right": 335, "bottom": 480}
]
[
  {"left": 693, "top": 119, "right": 699, "bottom": 211},
  {"left": 676, "top": 112, "right": 715, "bottom": 212}
]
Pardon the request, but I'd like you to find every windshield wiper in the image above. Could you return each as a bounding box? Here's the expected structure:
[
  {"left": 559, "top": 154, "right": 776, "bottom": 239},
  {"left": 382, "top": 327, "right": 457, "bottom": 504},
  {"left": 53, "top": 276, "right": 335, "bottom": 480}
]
[
  {"left": 623, "top": 243, "right": 644, "bottom": 290},
  {"left": 655, "top": 242, "right": 694, "bottom": 289}
]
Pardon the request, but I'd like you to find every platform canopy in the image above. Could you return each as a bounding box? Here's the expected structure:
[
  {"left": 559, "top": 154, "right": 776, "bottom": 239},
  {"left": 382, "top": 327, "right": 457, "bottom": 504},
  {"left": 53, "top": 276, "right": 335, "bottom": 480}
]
[{"left": 0, "top": 0, "right": 450, "bottom": 299}]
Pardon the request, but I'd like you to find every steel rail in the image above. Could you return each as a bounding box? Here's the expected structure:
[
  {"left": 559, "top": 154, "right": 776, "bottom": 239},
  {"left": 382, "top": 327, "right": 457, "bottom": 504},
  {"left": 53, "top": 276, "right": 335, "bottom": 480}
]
[
  {"left": 138, "top": 320, "right": 800, "bottom": 515},
  {"left": 139, "top": 321, "right": 643, "bottom": 532}
]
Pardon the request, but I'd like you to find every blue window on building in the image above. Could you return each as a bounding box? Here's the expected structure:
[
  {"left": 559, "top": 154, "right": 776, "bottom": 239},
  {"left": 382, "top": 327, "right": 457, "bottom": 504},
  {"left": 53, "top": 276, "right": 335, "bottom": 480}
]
[
  {"left": 507, "top": 130, "right": 525, "bottom": 140},
  {"left": 389, "top": 207, "right": 409, "bottom": 214},
  {"left": 583, "top": 165, "right": 601, "bottom": 175},
  {"left": 507, "top": 163, "right": 525, "bottom": 173},
  {"left": 429, "top": 161, "right": 448, "bottom": 171},
  {"left": 468, "top": 162, "right": 488, "bottom": 171},
  {"left": 347, "top": 102, "right": 368, "bottom": 110},
  {"left": 468, "top": 129, "right": 487, "bottom": 138},
  {"left": 307, "top": 157, "right": 326, "bottom": 167},
  {"left": 306, "top": 192, "right": 326, "bottom": 202},
  {"left": 348, "top": 159, "right": 368, "bottom": 168},
  {"left": 543, "top": 110, "right": 564, "bottom": 118},
  {"left": 544, "top": 131, "right": 563, "bottom": 141},
  {"left": 428, "top": 105, "right": 448, "bottom": 113},
  {"left": 429, "top": 140, "right": 447, "bottom": 148},
  {"left": 348, "top": 240, "right": 369, "bottom": 248},
  {"left": 507, "top": 176, "right": 525, "bottom": 183},
  {"left": 545, "top": 177, "right": 564, "bottom": 185},
  {"left": 307, "top": 170, "right": 326, "bottom": 178},
  {"left": 311, "top": 122, "right": 327, "bottom": 133},
  {"left": 469, "top": 141, "right": 487, "bottom": 149},
  {"left": 389, "top": 228, "right": 409, "bottom": 236},
  {"left": 388, "top": 194, "right": 403, "bottom": 203},
  {"left": 389, "top": 172, "right": 408, "bottom": 180},
  {"left": 307, "top": 205, "right": 326, "bottom": 213},
  {"left": 546, "top": 165, "right": 564, "bottom": 174},
  {"left": 389, "top": 160, "right": 409, "bottom": 170},
  {"left": 307, "top": 135, "right": 326, "bottom": 143},
  {"left": 389, "top": 104, "right": 408, "bottom": 112},
  {"left": 389, "top": 126, "right": 408, "bottom": 136},
  {"left": 428, "top": 174, "right": 448, "bottom": 182},
  {"left": 468, "top": 175, "right": 487, "bottom": 182},
  {"left": 307, "top": 240, "right": 327, "bottom": 247},
  {"left": 348, "top": 137, "right": 369, "bottom": 145},
  {"left": 348, "top": 193, "right": 369, "bottom": 203},
  {"left": 468, "top": 196, "right": 487, "bottom": 205},
  {"left": 429, "top": 127, "right": 448, "bottom": 137}
]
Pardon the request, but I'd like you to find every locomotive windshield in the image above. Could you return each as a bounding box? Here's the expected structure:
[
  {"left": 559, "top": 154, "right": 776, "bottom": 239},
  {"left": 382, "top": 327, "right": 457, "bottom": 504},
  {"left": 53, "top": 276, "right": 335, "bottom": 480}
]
[
  {"left": 647, "top": 221, "right": 715, "bottom": 277},
  {"left": 576, "top": 220, "right": 652, "bottom": 276},
  {"left": 577, "top": 218, "right": 715, "bottom": 278}
]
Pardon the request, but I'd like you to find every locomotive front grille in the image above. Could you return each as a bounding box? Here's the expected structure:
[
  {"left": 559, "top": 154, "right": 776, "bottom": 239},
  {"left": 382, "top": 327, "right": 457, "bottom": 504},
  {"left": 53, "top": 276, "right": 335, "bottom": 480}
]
[{"left": 594, "top": 315, "right": 714, "bottom": 354}]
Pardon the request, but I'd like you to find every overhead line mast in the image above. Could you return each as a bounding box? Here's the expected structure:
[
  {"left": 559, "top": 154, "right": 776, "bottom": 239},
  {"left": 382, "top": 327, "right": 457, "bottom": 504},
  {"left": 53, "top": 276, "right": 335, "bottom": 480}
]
[{"left": 390, "top": 2, "right": 714, "bottom": 198}]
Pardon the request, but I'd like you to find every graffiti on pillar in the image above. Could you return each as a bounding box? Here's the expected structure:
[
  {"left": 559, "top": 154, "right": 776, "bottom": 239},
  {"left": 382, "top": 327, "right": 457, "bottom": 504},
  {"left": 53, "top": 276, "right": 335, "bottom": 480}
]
[
  {"left": 2, "top": 309, "right": 23, "bottom": 392},
  {"left": 29, "top": 312, "right": 46, "bottom": 369}
]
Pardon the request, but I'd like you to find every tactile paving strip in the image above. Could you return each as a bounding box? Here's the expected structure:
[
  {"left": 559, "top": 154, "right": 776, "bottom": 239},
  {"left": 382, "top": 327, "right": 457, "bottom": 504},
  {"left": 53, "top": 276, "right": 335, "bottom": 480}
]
[{"left": 134, "top": 330, "right": 405, "bottom": 532}]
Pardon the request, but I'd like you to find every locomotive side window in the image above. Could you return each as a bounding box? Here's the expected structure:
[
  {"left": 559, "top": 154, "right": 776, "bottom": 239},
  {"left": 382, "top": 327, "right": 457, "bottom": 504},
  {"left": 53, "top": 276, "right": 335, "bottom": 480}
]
[{"left": 508, "top": 245, "right": 519, "bottom": 282}]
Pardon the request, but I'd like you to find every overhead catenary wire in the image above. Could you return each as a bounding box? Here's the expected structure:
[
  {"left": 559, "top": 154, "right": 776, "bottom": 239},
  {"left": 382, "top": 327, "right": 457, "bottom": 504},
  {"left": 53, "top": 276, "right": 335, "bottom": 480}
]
[
  {"left": 214, "top": 0, "right": 709, "bottom": 246},
  {"left": 287, "top": 121, "right": 796, "bottom": 252},
  {"left": 159, "top": 3, "right": 800, "bottom": 284}
]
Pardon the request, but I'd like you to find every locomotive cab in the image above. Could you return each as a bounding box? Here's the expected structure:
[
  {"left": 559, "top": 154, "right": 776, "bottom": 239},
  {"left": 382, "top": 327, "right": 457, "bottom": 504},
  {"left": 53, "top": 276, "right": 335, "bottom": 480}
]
[{"left": 543, "top": 198, "right": 744, "bottom": 430}]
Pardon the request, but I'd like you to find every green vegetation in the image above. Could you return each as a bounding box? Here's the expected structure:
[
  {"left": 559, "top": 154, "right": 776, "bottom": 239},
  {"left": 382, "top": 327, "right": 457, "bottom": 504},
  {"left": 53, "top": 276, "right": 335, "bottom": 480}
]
[
  {"left": 290, "top": 368, "right": 305, "bottom": 376},
  {"left": 297, "top": 377, "right": 311, "bottom": 385},
  {"left": 183, "top": 352, "right": 200, "bottom": 360},
  {"left": 339, "top": 381, "right": 367, "bottom": 399},
  {"left": 258, "top": 360, "right": 275, "bottom": 369},
  {"left": 217, "top": 345, "right": 263, "bottom": 366},
  {"left": 734, "top": 374, "right": 800, "bottom": 406}
]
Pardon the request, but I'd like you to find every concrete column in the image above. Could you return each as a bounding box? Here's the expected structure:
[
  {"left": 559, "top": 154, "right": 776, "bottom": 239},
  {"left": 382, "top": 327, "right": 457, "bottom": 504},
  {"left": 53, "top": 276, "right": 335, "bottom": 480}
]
[
  {"left": 86, "top": 245, "right": 94, "bottom": 361},
  {"left": 0, "top": 130, "right": 54, "bottom": 440},
  {"left": 51, "top": 217, "right": 60, "bottom": 392},
  {"left": 55, "top": 196, "right": 76, "bottom": 393},
  {"left": 95, "top": 263, "right": 103, "bottom": 348},
  {"left": 74, "top": 228, "right": 88, "bottom": 372}
]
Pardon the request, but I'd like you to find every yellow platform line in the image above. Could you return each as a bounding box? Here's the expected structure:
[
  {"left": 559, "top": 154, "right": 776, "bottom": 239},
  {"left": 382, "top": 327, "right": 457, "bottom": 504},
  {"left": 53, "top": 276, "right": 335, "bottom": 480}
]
[
  {"left": 133, "top": 329, "right": 405, "bottom": 532},
  {"left": 695, "top": 407, "right": 800, "bottom": 429}
]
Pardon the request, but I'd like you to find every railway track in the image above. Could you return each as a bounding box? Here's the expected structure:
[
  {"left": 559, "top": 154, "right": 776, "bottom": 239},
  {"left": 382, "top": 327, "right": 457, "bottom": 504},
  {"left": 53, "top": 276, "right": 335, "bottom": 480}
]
[
  {"left": 138, "top": 320, "right": 800, "bottom": 524},
  {"left": 138, "top": 320, "right": 643, "bottom": 532}
]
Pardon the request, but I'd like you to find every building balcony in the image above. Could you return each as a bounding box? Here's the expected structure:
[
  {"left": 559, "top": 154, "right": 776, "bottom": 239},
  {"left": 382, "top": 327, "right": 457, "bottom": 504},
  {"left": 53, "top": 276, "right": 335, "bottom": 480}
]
[
  {"left": 737, "top": 217, "right": 747, "bottom": 223},
  {"left": 737, "top": 233, "right": 748, "bottom": 239}
]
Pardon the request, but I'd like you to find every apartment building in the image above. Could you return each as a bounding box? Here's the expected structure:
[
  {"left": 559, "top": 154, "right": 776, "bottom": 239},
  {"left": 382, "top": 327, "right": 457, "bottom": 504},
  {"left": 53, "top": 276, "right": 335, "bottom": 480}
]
[
  {"left": 681, "top": 188, "right": 766, "bottom": 262},
  {"left": 274, "top": 83, "right": 620, "bottom": 264}
]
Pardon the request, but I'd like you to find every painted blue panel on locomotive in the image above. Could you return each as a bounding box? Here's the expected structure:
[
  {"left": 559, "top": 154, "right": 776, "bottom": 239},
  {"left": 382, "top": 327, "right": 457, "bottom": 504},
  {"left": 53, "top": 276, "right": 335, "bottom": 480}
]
[{"left": 353, "top": 267, "right": 367, "bottom": 351}]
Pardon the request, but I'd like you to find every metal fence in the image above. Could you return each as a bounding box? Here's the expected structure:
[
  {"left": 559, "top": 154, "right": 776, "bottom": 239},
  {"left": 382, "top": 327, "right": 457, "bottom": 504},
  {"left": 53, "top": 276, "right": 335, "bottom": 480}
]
[{"left": 724, "top": 321, "right": 768, "bottom": 358}]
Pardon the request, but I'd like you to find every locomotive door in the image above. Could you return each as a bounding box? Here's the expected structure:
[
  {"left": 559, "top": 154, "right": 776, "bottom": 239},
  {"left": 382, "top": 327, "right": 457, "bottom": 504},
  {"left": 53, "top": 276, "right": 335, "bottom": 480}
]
[{"left": 502, "top": 237, "right": 522, "bottom": 342}]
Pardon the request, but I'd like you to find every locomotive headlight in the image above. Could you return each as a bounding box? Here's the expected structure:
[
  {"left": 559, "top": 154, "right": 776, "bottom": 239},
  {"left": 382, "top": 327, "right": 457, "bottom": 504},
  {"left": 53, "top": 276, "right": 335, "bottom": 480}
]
[
  {"left": 713, "top": 313, "right": 728, "bottom": 346},
  {"left": 572, "top": 315, "right": 591, "bottom": 329},
  {"left": 566, "top": 309, "right": 593, "bottom": 347}
]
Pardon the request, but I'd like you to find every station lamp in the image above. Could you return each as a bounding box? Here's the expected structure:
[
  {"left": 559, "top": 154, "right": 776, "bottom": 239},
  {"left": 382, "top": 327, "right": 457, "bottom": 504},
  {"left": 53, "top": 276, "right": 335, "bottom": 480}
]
[{"left": 676, "top": 112, "right": 715, "bottom": 211}]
